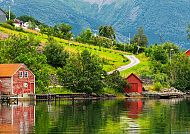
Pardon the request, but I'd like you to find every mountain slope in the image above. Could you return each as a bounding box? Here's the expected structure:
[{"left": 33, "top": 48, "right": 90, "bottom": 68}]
[{"left": 0, "top": 0, "right": 190, "bottom": 48}]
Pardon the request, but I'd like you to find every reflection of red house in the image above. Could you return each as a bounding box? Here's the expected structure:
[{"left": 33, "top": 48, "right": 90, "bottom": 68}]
[
  {"left": 125, "top": 99, "right": 143, "bottom": 119},
  {"left": 124, "top": 73, "right": 143, "bottom": 93},
  {"left": 0, "top": 102, "right": 35, "bottom": 133},
  {"left": 186, "top": 49, "right": 190, "bottom": 56},
  {"left": 0, "top": 64, "right": 35, "bottom": 96}
]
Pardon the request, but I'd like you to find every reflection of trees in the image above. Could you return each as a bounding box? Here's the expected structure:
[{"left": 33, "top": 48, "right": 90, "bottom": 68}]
[
  {"left": 35, "top": 100, "right": 127, "bottom": 133},
  {"left": 35, "top": 99, "right": 190, "bottom": 133},
  {"left": 138, "top": 99, "right": 190, "bottom": 133}
]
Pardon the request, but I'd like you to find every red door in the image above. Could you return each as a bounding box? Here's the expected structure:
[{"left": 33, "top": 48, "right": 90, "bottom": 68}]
[
  {"left": 0, "top": 81, "right": 2, "bottom": 94},
  {"left": 30, "top": 83, "right": 34, "bottom": 93},
  {"left": 131, "top": 83, "right": 138, "bottom": 92}
]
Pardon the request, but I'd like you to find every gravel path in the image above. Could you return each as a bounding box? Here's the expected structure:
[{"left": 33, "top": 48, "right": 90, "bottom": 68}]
[{"left": 108, "top": 55, "right": 140, "bottom": 74}]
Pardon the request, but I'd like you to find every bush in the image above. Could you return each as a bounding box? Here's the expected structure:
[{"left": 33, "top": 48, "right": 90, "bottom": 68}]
[
  {"left": 15, "top": 27, "right": 25, "bottom": 32},
  {"left": 6, "top": 20, "right": 15, "bottom": 26},
  {"left": 123, "top": 59, "right": 128, "bottom": 62},
  {"left": 154, "top": 82, "right": 162, "bottom": 91},
  {"left": 1, "top": 23, "right": 14, "bottom": 30},
  {"left": 44, "top": 39, "right": 69, "bottom": 68}
]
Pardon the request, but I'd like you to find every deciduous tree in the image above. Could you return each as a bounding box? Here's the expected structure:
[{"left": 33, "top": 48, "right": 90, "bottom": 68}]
[
  {"left": 99, "top": 26, "right": 116, "bottom": 40},
  {"left": 131, "top": 27, "right": 148, "bottom": 47},
  {"left": 44, "top": 39, "right": 69, "bottom": 68},
  {"left": 58, "top": 50, "right": 106, "bottom": 93}
]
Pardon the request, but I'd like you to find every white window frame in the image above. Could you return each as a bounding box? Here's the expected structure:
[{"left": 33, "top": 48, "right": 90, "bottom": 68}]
[
  {"left": 19, "top": 71, "right": 23, "bottom": 78},
  {"left": 24, "top": 71, "right": 28, "bottom": 78},
  {"left": 23, "top": 82, "right": 28, "bottom": 88}
]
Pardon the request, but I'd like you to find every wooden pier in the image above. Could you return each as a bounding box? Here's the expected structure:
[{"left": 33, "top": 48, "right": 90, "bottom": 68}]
[
  {"left": 35, "top": 93, "right": 116, "bottom": 100},
  {"left": 0, "top": 95, "right": 18, "bottom": 104}
]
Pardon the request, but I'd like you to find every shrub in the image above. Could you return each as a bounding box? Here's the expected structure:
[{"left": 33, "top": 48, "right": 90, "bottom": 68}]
[
  {"left": 1, "top": 23, "right": 14, "bottom": 30},
  {"left": 15, "top": 27, "right": 25, "bottom": 32},
  {"left": 154, "top": 82, "right": 162, "bottom": 91}
]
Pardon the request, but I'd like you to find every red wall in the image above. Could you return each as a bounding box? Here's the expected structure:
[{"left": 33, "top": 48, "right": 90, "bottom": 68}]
[
  {"left": 0, "top": 77, "right": 12, "bottom": 94},
  {"left": 0, "top": 81, "right": 2, "bottom": 93},
  {"left": 13, "top": 65, "right": 35, "bottom": 95},
  {"left": 124, "top": 74, "right": 142, "bottom": 93},
  {"left": 186, "top": 50, "right": 190, "bottom": 56}
]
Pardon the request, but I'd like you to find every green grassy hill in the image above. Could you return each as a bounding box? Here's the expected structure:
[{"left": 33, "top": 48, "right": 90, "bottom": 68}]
[{"left": 0, "top": 26, "right": 131, "bottom": 72}]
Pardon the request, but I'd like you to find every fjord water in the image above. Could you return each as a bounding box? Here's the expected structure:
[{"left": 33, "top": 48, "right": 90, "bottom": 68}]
[{"left": 0, "top": 99, "right": 190, "bottom": 133}]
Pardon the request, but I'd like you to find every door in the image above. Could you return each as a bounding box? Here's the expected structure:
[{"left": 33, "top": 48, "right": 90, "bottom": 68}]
[
  {"left": 131, "top": 83, "right": 138, "bottom": 92},
  {"left": 30, "top": 83, "right": 34, "bottom": 94},
  {"left": 0, "top": 80, "right": 2, "bottom": 95}
]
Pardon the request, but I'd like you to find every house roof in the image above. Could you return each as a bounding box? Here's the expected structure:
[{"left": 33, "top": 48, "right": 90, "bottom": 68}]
[
  {"left": 126, "top": 73, "right": 143, "bottom": 83},
  {"left": 0, "top": 64, "right": 23, "bottom": 77}
]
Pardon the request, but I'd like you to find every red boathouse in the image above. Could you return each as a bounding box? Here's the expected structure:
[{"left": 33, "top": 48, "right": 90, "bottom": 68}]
[
  {"left": 0, "top": 64, "right": 35, "bottom": 96},
  {"left": 186, "top": 49, "right": 190, "bottom": 56},
  {"left": 124, "top": 73, "right": 143, "bottom": 93}
]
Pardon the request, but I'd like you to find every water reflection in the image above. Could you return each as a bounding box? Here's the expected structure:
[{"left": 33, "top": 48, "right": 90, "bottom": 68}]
[
  {"left": 0, "top": 98, "right": 190, "bottom": 133},
  {"left": 124, "top": 99, "right": 143, "bottom": 119},
  {"left": 0, "top": 102, "right": 35, "bottom": 133}
]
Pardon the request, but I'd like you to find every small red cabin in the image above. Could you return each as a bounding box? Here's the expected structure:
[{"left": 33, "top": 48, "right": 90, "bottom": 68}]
[
  {"left": 124, "top": 73, "right": 143, "bottom": 93},
  {"left": 0, "top": 64, "right": 35, "bottom": 96},
  {"left": 186, "top": 49, "right": 190, "bottom": 56}
]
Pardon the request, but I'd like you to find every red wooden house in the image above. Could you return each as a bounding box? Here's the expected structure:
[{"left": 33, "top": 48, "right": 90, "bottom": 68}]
[
  {"left": 185, "top": 49, "right": 190, "bottom": 56},
  {"left": 0, "top": 64, "right": 35, "bottom": 96},
  {"left": 124, "top": 73, "right": 143, "bottom": 93}
]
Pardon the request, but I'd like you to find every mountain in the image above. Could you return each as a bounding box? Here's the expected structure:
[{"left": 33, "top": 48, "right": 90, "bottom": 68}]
[{"left": 0, "top": 0, "right": 190, "bottom": 48}]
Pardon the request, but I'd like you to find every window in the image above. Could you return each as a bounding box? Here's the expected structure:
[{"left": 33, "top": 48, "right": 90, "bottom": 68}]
[
  {"left": 23, "top": 82, "right": 28, "bottom": 88},
  {"left": 24, "top": 71, "right": 28, "bottom": 78},
  {"left": 19, "top": 71, "right": 23, "bottom": 78}
]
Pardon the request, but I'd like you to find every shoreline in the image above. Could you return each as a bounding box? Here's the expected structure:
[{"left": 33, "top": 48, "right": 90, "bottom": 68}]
[{"left": 1, "top": 92, "right": 188, "bottom": 103}]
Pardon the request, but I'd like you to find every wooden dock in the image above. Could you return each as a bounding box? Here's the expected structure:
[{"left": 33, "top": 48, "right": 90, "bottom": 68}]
[
  {"left": 0, "top": 95, "right": 18, "bottom": 104},
  {"left": 35, "top": 93, "right": 116, "bottom": 100}
]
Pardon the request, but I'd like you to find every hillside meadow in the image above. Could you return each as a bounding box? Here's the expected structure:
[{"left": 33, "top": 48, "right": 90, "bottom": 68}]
[{"left": 0, "top": 26, "right": 131, "bottom": 72}]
